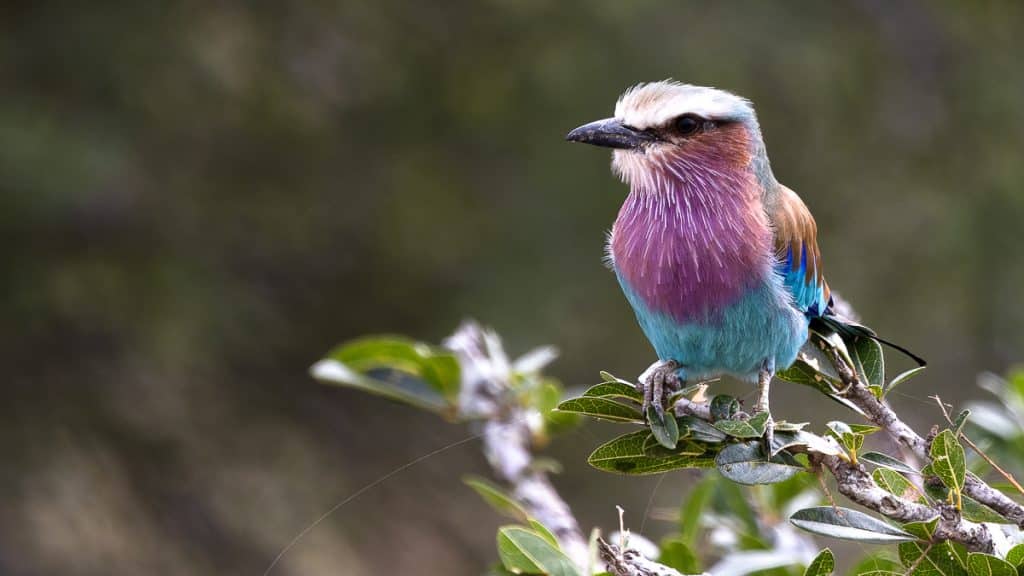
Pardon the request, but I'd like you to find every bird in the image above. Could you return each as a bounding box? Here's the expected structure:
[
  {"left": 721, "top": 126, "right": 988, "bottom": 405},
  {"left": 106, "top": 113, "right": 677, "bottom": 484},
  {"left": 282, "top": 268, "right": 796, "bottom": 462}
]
[{"left": 565, "top": 81, "right": 834, "bottom": 446}]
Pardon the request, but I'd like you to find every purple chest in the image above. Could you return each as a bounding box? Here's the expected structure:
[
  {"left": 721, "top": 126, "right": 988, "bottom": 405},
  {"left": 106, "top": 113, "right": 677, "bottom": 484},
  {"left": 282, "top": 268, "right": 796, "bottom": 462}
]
[{"left": 610, "top": 168, "right": 773, "bottom": 323}]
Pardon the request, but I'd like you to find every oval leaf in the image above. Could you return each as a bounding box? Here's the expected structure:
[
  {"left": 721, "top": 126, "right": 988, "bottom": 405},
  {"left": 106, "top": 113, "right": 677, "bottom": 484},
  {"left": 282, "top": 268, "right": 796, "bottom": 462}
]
[
  {"left": 898, "top": 526, "right": 968, "bottom": 576},
  {"left": 887, "top": 366, "right": 927, "bottom": 394},
  {"left": 930, "top": 429, "right": 966, "bottom": 502},
  {"left": 556, "top": 397, "right": 643, "bottom": 422},
  {"left": 790, "top": 507, "right": 917, "bottom": 544},
  {"left": 967, "top": 553, "right": 1016, "bottom": 576},
  {"left": 647, "top": 405, "right": 680, "bottom": 449},
  {"left": 852, "top": 336, "right": 885, "bottom": 387},
  {"left": 861, "top": 451, "right": 920, "bottom": 475},
  {"left": 715, "top": 441, "right": 804, "bottom": 485},
  {"left": 872, "top": 468, "right": 924, "bottom": 503},
  {"left": 497, "top": 526, "right": 579, "bottom": 576},
  {"left": 588, "top": 430, "right": 710, "bottom": 475},
  {"left": 311, "top": 359, "right": 448, "bottom": 413},
  {"left": 659, "top": 537, "right": 700, "bottom": 574},
  {"left": 678, "top": 416, "right": 728, "bottom": 443},
  {"left": 1005, "top": 544, "right": 1024, "bottom": 567},
  {"left": 770, "top": 430, "right": 844, "bottom": 457},
  {"left": 464, "top": 476, "right": 529, "bottom": 521},
  {"left": 711, "top": 395, "right": 741, "bottom": 420},
  {"left": 804, "top": 548, "right": 835, "bottom": 576},
  {"left": 327, "top": 336, "right": 460, "bottom": 400},
  {"left": 713, "top": 419, "right": 761, "bottom": 439},
  {"left": 583, "top": 381, "right": 643, "bottom": 402}
]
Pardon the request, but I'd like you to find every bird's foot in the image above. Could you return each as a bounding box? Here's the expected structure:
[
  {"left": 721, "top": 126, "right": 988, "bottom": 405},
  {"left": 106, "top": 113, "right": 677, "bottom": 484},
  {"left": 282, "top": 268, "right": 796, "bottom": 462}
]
[
  {"left": 638, "top": 359, "right": 681, "bottom": 422},
  {"left": 638, "top": 360, "right": 683, "bottom": 449},
  {"left": 761, "top": 413, "right": 775, "bottom": 455},
  {"left": 755, "top": 361, "right": 775, "bottom": 454}
]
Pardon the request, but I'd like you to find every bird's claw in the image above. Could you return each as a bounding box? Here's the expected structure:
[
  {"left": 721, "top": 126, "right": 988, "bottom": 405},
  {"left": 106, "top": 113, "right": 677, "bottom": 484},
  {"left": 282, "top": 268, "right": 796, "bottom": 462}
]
[
  {"left": 761, "top": 413, "right": 775, "bottom": 454},
  {"left": 638, "top": 360, "right": 681, "bottom": 422},
  {"left": 754, "top": 361, "right": 775, "bottom": 454}
]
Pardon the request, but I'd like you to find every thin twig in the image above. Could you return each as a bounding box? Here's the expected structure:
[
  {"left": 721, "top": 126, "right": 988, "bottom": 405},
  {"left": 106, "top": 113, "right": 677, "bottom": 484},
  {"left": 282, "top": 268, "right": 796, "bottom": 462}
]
[
  {"left": 902, "top": 541, "right": 934, "bottom": 576},
  {"left": 931, "top": 395, "right": 1024, "bottom": 498}
]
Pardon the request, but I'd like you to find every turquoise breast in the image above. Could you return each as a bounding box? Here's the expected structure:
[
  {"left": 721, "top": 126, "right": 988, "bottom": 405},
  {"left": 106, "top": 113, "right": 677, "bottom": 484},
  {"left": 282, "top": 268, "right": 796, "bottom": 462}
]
[{"left": 616, "top": 269, "right": 809, "bottom": 382}]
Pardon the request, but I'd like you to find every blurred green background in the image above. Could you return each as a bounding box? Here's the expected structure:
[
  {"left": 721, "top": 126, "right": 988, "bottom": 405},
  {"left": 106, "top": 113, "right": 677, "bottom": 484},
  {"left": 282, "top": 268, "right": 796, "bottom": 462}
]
[{"left": 3, "top": 1, "right": 1023, "bottom": 574}]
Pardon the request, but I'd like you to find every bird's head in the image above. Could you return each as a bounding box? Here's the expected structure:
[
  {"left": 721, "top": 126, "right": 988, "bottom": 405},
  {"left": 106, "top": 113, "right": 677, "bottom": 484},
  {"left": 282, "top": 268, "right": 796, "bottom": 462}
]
[{"left": 566, "top": 81, "right": 773, "bottom": 190}]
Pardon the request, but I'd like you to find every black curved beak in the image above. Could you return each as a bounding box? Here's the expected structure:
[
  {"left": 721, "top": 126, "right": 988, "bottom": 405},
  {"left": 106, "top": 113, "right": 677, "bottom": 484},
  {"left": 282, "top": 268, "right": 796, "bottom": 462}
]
[{"left": 565, "top": 118, "right": 656, "bottom": 149}]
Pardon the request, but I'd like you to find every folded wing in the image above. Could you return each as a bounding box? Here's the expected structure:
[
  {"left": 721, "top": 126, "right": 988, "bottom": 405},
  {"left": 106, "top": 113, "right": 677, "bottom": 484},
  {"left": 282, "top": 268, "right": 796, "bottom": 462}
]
[{"left": 769, "top": 185, "right": 830, "bottom": 317}]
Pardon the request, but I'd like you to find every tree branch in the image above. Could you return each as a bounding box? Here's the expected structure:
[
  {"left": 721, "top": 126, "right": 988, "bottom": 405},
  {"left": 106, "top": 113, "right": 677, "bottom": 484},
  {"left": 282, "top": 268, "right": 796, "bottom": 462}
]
[
  {"left": 812, "top": 453, "right": 994, "bottom": 552},
  {"left": 817, "top": 340, "right": 1024, "bottom": 550},
  {"left": 444, "top": 321, "right": 590, "bottom": 569},
  {"left": 597, "top": 538, "right": 689, "bottom": 576}
]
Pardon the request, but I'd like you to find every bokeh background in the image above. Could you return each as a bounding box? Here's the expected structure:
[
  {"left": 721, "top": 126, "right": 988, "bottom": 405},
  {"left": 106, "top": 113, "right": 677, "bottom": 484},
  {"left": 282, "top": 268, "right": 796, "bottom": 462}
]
[{"left": 3, "top": 1, "right": 1024, "bottom": 574}]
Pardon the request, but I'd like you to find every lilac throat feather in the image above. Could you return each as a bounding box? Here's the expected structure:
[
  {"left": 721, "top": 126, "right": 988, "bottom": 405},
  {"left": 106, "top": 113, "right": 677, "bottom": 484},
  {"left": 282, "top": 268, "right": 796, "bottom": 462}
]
[{"left": 609, "top": 124, "right": 774, "bottom": 323}]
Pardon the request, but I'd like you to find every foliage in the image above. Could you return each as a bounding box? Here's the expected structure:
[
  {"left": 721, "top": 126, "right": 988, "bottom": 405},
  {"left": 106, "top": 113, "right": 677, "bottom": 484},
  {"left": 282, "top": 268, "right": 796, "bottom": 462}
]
[{"left": 314, "top": 329, "right": 1024, "bottom": 575}]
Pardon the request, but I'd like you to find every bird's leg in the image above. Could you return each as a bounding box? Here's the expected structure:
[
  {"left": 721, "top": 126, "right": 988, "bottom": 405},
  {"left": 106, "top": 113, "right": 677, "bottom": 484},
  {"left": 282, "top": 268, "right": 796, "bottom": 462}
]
[
  {"left": 755, "top": 359, "right": 775, "bottom": 451},
  {"left": 638, "top": 359, "right": 680, "bottom": 421}
]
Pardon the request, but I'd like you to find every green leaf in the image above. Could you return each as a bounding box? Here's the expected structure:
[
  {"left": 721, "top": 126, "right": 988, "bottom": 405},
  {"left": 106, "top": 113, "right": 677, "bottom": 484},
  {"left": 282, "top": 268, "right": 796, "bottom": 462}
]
[
  {"left": 777, "top": 352, "right": 842, "bottom": 391},
  {"left": 775, "top": 421, "right": 810, "bottom": 432},
  {"left": 311, "top": 358, "right": 448, "bottom": 413},
  {"left": 678, "top": 416, "right": 728, "bottom": 443},
  {"left": 714, "top": 417, "right": 764, "bottom": 439},
  {"left": 659, "top": 536, "right": 700, "bottom": 574},
  {"left": 777, "top": 361, "right": 868, "bottom": 411},
  {"left": 861, "top": 452, "right": 920, "bottom": 475},
  {"left": 328, "top": 336, "right": 460, "bottom": 400},
  {"left": 1005, "top": 544, "right": 1024, "bottom": 567},
  {"left": 804, "top": 548, "right": 836, "bottom": 576},
  {"left": 496, "top": 526, "right": 579, "bottom": 576},
  {"left": 588, "top": 430, "right": 710, "bottom": 475},
  {"left": 899, "top": 519, "right": 968, "bottom": 576},
  {"left": 583, "top": 381, "right": 643, "bottom": 403},
  {"left": 967, "top": 553, "right": 1016, "bottom": 576},
  {"left": 647, "top": 405, "right": 681, "bottom": 449},
  {"left": 528, "top": 519, "right": 560, "bottom": 549},
  {"left": 873, "top": 468, "right": 925, "bottom": 502},
  {"left": 790, "top": 507, "right": 917, "bottom": 544},
  {"left": 782, "top": 430, "right": 845, "bottom": 457},
  {"left": 680, "top": 475, "right": 716, "bottom": 548},
  {"left": 826, "top": 421, "right": 866, "bottom": 454},
  {"left": 887, "top": 366, "right": 927, "bottom": 394},
  {"left": 718, "top": 479, "right": 760, "bottom": 536},
  {"left": 537, "top": 379, "right": 580, "bottom": 435},
  {"left": 464, "top": 476, "right": 529, "bottom": 521},
  {"left": 922, "top": 483, "right": 1010, "bottom": 524},
  {"left": 711, "top": 395, "right": 740, "bottom": 420},
  {"left": 599, "top": 371, "right": 634, "bottom": 387},
  {"left": 485, "top": 562, "right": 520, "bottom": 576},
  {"left": 848, "top": 552, "right": 902, "bottom": 576},
  {"left": 715, "top": 440, "right": 804, "bottom": 485},
  {"left": 556, "top": 397, "right": 643, "bottom": 423},
  {"left": 930, "top": 430, "right": 967, "bottom": 505},
  {"left": 852, "top": 336, "right": 885, "bottom": 387},
  {"left": 813, "top": 326, "right": 855, "bottom": 366},
  {"left": 961, "top": 497, "right": 1010, "bottom": 524},
  {"left": 953, "top": 410, "right": 971, "bottom": 436}
]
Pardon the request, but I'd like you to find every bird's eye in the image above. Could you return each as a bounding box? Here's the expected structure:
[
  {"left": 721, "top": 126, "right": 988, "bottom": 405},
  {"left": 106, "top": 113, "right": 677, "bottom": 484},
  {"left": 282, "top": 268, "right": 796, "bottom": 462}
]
[{"left": 674, "top": 114, "right": 702, "bottom": 136}]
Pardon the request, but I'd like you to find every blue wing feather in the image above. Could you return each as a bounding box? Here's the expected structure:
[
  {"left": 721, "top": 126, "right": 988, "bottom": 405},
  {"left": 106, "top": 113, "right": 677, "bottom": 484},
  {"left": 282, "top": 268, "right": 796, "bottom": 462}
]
[{"left": 776, "top": 245, "right": 829, "bottom": 318}]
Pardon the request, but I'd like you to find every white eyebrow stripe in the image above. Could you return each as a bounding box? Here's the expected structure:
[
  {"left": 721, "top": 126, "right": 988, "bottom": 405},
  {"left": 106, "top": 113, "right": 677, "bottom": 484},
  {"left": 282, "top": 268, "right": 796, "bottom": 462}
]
[{"left": 614, "top": 81, "right": 755, "bottom": 131}]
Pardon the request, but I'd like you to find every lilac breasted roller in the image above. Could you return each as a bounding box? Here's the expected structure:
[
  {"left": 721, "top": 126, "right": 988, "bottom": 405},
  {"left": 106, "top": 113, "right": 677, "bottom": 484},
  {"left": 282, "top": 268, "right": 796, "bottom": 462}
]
[{"left": 566, "top": 81, "right": 918, "bottom": 445}]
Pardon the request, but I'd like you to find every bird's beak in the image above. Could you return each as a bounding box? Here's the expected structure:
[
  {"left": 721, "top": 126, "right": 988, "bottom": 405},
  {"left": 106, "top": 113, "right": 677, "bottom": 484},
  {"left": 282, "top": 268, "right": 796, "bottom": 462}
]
[{"left": 565, "top": 117, "right": 656, "bottom": 150}]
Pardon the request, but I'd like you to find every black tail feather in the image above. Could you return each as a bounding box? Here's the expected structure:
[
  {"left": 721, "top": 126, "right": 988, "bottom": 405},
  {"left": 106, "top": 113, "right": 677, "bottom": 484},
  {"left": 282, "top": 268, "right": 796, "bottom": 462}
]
[{"left": 814, "top": 315, "right": 927, "bottom": 368}]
